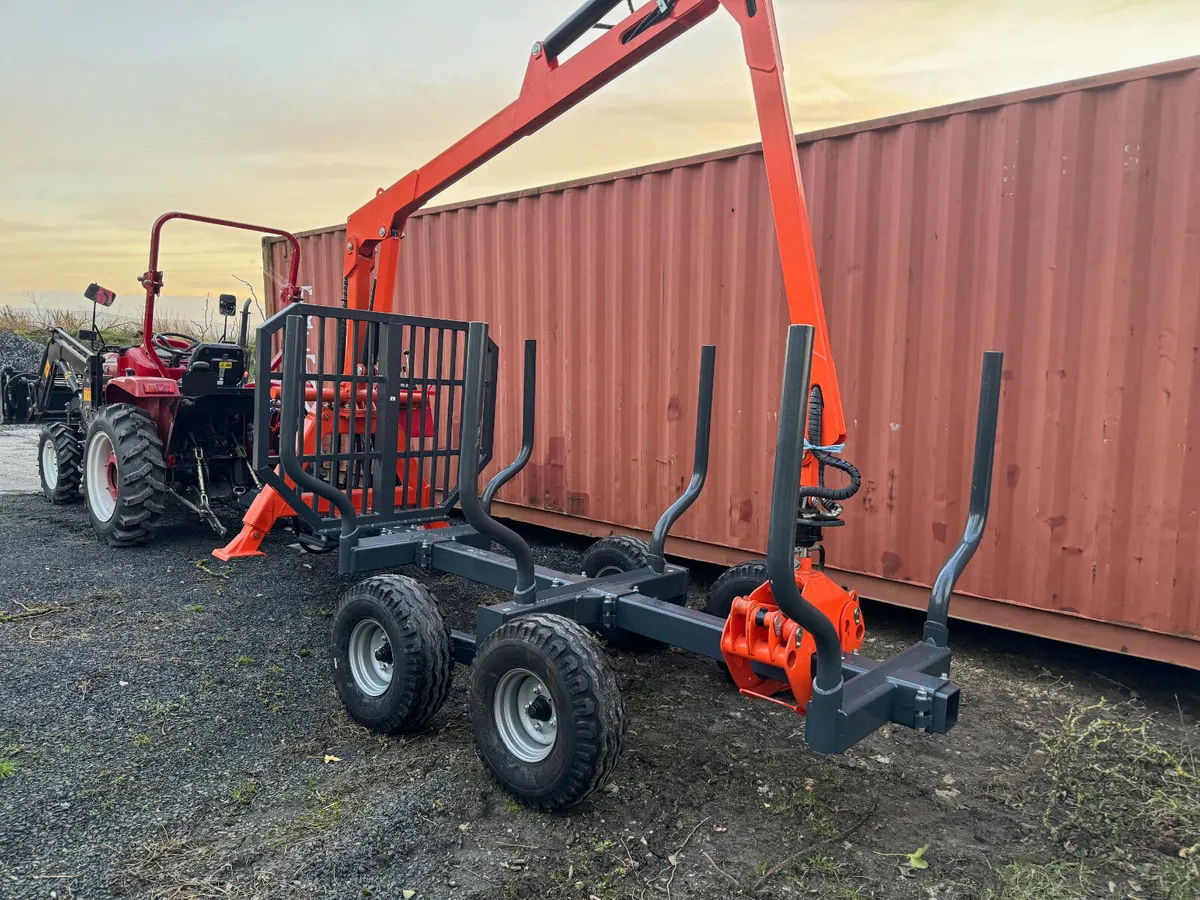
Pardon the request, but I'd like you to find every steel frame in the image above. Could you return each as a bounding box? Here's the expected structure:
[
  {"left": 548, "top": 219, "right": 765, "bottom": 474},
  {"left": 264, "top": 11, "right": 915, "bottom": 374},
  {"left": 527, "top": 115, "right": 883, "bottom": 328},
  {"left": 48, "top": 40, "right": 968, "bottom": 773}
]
[{"left": 267, "top": 308, "right": 1003, "bottom": 753}]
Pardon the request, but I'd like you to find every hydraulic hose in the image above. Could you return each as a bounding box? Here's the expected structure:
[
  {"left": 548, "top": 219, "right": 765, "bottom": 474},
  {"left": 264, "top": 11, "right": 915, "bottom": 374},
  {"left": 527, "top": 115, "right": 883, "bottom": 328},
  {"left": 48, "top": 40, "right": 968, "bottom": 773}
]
[{"left": 798, "top": 386, "right": 861, "bottom": 504}]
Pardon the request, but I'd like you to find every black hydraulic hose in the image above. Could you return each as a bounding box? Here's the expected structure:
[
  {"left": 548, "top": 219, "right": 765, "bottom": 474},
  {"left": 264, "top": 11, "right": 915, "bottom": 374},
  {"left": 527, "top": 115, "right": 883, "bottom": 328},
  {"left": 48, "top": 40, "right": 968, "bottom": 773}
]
[
  {"left": 768, "top": 326, "right": 845, "bottom": 693},
  {"left": 923, "top": 350, "right": 1003, "bottom": 646},
  {"left": 799, "top": 385, "right": 861, "bottom": 503}
]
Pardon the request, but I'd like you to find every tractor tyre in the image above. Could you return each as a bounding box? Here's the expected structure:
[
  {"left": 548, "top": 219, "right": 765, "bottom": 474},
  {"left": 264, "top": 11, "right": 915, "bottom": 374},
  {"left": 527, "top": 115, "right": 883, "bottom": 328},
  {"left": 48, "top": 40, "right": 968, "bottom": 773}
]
[
  {"left": 82, "top": 404, "right": 167, "bottom": 547},
  {"left": 705, "top": 561, "right": 770, "bottom": 619},
  {"left": 332, "top": 575, "right": 452, "bottom": 734},
  {"left": 470, "top": 613, "right": 625, "bottom": 811},
  {"left": 38, "top": 424, "right": 82, "bottom": 505},
  {"left": 581, "top": 535, "right": 680, "bottom": 651}
]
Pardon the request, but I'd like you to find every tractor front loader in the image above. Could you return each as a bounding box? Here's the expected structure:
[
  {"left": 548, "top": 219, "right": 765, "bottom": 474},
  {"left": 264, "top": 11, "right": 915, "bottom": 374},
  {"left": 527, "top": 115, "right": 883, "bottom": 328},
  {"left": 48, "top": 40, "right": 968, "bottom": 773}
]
[{"left": 1, "top": 212, "right": 304, "bottom": 547}]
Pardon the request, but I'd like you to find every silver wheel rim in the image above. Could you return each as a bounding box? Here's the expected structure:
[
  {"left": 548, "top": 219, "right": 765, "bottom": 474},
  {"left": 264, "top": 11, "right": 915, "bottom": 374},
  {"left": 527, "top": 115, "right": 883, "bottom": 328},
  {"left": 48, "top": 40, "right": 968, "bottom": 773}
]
[
  {"left": 42, "top": 440, "right": 58, "bottom": 490},
  {"left": 85, "top": 432, "right": 117, "bottom": 522},
  {"left": 493, "top": 668, "right": 557, "bottom": 763},
  {"left": 348, "top": 618, "right": 393, "bottom": 696}
]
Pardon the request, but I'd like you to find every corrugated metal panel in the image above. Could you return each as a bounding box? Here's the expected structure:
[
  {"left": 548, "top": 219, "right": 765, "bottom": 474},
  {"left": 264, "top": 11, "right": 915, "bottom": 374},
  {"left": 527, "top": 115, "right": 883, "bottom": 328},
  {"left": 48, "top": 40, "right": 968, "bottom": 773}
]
[{"left": 266, "top": 58, "right": 1200, "bottom": 667}]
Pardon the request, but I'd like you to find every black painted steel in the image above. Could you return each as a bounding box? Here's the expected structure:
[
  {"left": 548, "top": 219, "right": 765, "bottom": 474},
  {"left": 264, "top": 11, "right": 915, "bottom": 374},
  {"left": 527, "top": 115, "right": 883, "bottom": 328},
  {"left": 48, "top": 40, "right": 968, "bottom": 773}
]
[
  {"left": 482, "top": 339, "right": 536, "bottom": 514},
  {"left": 457, "top": 322, "right": 538, "bottom": 602},
  {"left": 648, "top": 344, "right": 715, "bottom": 573},
  {"left": 543, "top": 0, "right": 625, "bottom": 59},
  {"left": 923, "top": 350, "right": 1004, "bottom": 645},
  {"left": 254, "top": 302, "right": 496, "bottom": 539},
  {"left": 765, "top": 325, "right": 845, "bottom": 694}
]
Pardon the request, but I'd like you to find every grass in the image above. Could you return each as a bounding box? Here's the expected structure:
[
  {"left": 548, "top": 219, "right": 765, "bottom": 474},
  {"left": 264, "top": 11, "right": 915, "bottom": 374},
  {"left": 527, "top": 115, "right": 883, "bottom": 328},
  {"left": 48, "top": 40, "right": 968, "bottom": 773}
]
[
  {"left": 1, "top": 301, "right": 232, "bottom": 347},
  {"left": 983, "top": 861, "right": 1089, "bottom": 900},
  {"left": 1019, "top": 699, "right": 1200, "bottom": 898},
  {"left": 183, "top": 604, "right": 205, "bottom": 613},
  {"left": 234, "top": 655, "right": 254, "bottom": 668},
  {"left": 0, "top": 745, "right": 22, "bottom": 779},
  {"left": 132, "top": 734, "right": 151, "bottom": 748},
  {"left": 229, "top": 778, "right": 260, "bottom": 807}
]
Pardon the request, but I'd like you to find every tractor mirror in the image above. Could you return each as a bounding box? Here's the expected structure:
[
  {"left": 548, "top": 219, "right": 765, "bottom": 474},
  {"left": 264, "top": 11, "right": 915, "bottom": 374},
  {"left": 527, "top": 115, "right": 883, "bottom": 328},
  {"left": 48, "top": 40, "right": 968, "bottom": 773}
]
[
  {"left": 84, "top": 283, "right": 116, "bottom": 307},
  {"left": 219, "top": 294, "right": 237, "bottom": 317}
]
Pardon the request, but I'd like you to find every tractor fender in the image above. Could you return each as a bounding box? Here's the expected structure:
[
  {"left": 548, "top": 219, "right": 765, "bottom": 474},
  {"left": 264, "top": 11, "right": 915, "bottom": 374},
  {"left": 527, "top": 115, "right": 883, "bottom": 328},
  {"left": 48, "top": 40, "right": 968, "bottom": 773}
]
[{"left": 104, "top": 380, "right": 179, "bottom": 444}]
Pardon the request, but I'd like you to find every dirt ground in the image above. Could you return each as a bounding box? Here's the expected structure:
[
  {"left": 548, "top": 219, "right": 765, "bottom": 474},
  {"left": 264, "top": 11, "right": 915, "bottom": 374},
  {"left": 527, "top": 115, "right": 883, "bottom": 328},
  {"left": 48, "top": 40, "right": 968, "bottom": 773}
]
[{"left": 0, "top": 484, "right": 1197, "bottom": 900}]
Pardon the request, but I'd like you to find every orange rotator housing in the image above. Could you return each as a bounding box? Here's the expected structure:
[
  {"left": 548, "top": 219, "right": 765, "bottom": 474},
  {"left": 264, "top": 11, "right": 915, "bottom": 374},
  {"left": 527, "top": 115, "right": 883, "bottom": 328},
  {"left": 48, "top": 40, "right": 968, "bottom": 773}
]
[{"left": 720, "top": 557, "right": 864, "bottom": 712}]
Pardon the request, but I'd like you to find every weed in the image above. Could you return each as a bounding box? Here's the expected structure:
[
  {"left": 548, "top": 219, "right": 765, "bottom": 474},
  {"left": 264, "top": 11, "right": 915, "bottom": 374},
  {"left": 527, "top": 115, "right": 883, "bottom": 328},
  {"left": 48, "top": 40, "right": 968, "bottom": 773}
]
[
  {"left": 983, "top": 860, "right": 1088, "bottom": 900},
  {"left": 132, "top": 734, "right": 151, "bottom": 748},
  {"left": 296, "top": 648, "right": 311, "bottom": 658},
  {"left": 183, "top": 604, "right": 205, "bottom": 613},
  {"left": 229, "top": 778, "right": 260, "bottom": 807},
  {"left": 146, "top": 698, "right": 187, "bottom": 721},
  {"left": 234, "top": 655, "right": 254, "bottom": 668},
  {"left": 215, "top": 636, "right": 227, "bottom": 643},
  {"left": 269, "top": 664, "right": 285, "bottom": 675},
  {"left": 0, "top": 745, "right": 21, "bottom": 779}
]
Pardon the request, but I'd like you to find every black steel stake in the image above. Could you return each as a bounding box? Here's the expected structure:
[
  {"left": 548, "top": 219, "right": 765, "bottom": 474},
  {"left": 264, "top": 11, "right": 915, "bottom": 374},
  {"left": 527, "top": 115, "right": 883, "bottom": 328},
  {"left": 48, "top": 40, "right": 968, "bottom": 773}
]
[
  {"left": 923, "top": 350, "right": 1004, "bottom": 646},
  {"left": 458, "top": 322, "right": 538, "bottom": 602},
  {"left": 649, "top": 344, "right": 716, "bottom": 573},
  {"left": 482, "top": 339, "right": 537, "bottom": 514}
]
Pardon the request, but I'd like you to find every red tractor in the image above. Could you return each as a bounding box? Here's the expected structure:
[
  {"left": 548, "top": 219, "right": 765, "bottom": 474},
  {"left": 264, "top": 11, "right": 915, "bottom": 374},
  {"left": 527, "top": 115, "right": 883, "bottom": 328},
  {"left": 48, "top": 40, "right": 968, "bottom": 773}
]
[{"left": 0, "top": 213, "right": 302, "bottom": 546}]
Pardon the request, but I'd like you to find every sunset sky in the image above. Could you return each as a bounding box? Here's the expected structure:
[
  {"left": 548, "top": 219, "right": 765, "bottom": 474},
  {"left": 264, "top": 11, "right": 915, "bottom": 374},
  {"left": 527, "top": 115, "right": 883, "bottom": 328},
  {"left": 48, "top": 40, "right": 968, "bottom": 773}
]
[{"left": 2, "top": 0, "right": 1198, "bottom": 321}]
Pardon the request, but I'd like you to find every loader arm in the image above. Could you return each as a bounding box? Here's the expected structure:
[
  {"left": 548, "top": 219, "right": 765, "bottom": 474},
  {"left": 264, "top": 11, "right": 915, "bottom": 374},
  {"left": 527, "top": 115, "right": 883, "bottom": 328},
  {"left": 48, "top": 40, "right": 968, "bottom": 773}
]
[{"left": 343, "top": 0, "right": 845, "bottom": 449}]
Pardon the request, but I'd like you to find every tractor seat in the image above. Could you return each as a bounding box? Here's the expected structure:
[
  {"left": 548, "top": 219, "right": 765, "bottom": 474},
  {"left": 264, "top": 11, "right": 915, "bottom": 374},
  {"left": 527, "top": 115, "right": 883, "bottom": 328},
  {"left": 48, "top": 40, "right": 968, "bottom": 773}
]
[{"left": 179, "top": 343, "right": 248, "bottom": 393}]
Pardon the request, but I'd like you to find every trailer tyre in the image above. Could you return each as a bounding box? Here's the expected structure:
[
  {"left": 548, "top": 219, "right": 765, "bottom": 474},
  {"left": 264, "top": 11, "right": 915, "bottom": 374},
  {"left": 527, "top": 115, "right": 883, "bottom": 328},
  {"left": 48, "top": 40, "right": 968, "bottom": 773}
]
[
  {"left": 705, "top": 561, "right": 770, "bottom": 619},
  {"left": 38, "top": 424, "right": 82, "bottom": 504},
  {"left": 83, "top": 404, "right": 167, "bottom": 547},
  {"left": 470, "top": 613, "right": 625, "bottom": 811},
  {"left": 332, "top": 575, "right": 452, "bottom": 734},
  {"left": 582, "top": 535, "right": 680, "bottom": 650}
]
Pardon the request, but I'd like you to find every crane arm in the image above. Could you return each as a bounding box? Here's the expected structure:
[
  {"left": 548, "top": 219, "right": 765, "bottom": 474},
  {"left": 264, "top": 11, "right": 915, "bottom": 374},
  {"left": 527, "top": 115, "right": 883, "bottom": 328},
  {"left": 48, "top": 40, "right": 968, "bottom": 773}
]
[{"left": 342, "top": 0, "right": 846, "bottom": 448}]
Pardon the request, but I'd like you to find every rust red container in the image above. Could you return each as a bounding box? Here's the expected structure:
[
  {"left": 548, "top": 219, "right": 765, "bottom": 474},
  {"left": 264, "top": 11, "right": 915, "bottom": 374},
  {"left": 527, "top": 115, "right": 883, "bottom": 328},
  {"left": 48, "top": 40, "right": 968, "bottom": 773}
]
[{"left": 266, "top": 57, "right": 1200, "bottom": 669}]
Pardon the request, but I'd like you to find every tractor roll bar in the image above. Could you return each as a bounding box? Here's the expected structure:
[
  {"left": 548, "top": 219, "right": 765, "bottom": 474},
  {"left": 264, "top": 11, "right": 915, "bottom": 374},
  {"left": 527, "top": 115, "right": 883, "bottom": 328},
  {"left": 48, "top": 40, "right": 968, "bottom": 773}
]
[
  {"left": 543, "top": 0, "right": 627, "bottom": 60},
  {"left": 459, "top": 323, "right": 538, "bottom": 602},
  {"left": 923, "top": 350, "right": 1004, "bottom": 646},
  {"left": 140, "top": 212, "right": 304, "bottom": 376},
  {"left": 649, "top": 343, "right": 715, "bottom": 573},
  {"left": 766, "top": 325, "right": 845, "bottom": 694},
  {"left": 278, "top": 315, "right": 361, "bottom": 569},
  {"left": 482, "top": 339, "right": 537, "bottom": 515}
]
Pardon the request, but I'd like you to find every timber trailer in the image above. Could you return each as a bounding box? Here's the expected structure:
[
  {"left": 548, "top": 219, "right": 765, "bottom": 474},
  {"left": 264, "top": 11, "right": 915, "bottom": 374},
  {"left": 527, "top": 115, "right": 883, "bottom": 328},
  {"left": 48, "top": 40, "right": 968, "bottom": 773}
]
[
  {"left": 0, "top": 213, "right": 303, "bottom": 546},
  {"left": 227, "top": 0, "right": 1006, "bottom": 809}
]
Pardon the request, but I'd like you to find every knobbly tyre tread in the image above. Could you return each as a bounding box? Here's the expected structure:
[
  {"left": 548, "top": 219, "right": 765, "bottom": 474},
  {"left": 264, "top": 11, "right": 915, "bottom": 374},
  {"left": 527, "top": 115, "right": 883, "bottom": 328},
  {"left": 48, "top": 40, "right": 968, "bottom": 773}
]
[
  {"left": 332, "top": 575, "right": 452, "bottom": 734},
  {"left": 705, "top": 560, "right": 770, "bottom": 618},
  {"left": 581, "top": 534, "right": 652, "bottom": 575},
  {"left": 38, "top": 424, "right": 82, "bottom": 504},
  {"left": 83, "top": 404, "right": 167, "bottom": 547},
  {"left": 470, "top": 613, "right": 626, "bottom": 812},
  {"left": 581, "top": 534, "right": 681, "bottom": 650}
]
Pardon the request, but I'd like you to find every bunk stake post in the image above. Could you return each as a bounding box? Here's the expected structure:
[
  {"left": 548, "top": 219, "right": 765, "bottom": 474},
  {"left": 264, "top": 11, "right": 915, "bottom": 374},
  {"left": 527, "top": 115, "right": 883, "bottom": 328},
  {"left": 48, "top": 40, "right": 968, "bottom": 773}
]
[
  {"left": 458, "top": 322, "right": 537, "bottom": 602},
  {"left": 923, "top": 350, "right": 1004, "bottom": 646},
  {"left": 482, "top": 339, "right": 537, "bottom": 514},
  {"left": 649, "top": 344, "right": 716, "bottom": 573}
]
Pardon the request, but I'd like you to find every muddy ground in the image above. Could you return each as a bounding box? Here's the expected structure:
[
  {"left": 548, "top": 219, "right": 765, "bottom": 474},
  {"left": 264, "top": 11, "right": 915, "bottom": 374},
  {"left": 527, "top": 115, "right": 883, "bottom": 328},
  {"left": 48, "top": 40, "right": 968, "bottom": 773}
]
[{"left": 0, "top": 485, "right": 1197, "bottom": 900}]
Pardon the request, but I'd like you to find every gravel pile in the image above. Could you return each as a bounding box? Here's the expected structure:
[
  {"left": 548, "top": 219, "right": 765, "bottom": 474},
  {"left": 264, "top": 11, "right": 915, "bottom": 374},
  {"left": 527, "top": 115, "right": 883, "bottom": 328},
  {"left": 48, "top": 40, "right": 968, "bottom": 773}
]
[{"left": 0, "top": 330, "right": 44, "bottom": 373}]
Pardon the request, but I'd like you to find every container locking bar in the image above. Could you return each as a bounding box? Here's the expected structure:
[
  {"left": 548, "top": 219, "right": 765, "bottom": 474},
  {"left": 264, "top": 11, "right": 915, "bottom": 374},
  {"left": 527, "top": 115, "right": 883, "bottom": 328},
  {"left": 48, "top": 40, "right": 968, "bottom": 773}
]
[
  {"left": 481, "top": 339, "right": 537, "bottom": 515},
  {"left": 648, "top": 344, "right": 715, "bottom": 573},
  {"left": 458, "top": 322, "right": 537, "bottom": 603}
]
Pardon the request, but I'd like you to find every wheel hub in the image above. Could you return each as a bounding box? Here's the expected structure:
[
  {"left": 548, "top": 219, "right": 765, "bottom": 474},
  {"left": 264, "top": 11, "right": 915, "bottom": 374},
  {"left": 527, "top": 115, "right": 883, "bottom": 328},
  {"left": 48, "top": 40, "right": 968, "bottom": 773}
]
[
  {"left": 85, "top": 431, "right": 118, "bottom": 523},
  {"left": 348, "top": 618, "right": 393, "bottom": 697},
  {"left": 494, "top": 669, "right": 557, "bottom": 763}
]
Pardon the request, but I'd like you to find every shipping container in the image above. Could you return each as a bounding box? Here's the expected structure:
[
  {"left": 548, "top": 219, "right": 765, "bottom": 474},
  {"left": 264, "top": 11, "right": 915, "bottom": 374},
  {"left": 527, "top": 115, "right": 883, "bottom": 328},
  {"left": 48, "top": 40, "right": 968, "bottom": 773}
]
[{"left": 266, "top": 56, "right": 1200, "bottom": 669}]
